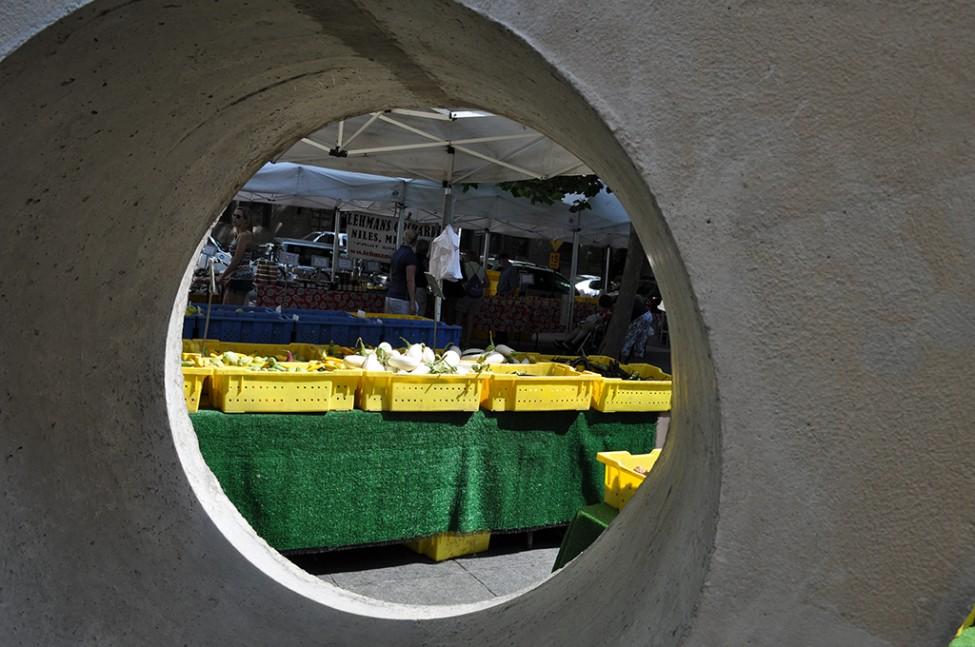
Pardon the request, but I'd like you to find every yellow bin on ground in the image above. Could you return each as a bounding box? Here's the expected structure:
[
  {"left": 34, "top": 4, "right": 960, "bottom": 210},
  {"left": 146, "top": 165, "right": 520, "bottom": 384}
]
[
  {"left": 597, "top": 449, "right": 662, "bottom": 509},
  {"left": 481, "top": 362, "right": 595, "bottom": 412},
  {"left": 209, "top": 363, "right": 362, "bottom": 413},
  {"left": 406, "top": 531, "right": 491, "bottom": 562}
]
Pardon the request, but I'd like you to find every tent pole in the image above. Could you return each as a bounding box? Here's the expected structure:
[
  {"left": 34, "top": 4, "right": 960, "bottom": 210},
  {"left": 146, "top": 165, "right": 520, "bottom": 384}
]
[
  {"left": 331, "top": 206, "right": 342, "bottom": 282},
  {"left": 482, "top": 199, "right": 495, "bottom": 263},
  {"left": 567, "top": 212, "right": 581, "bottom": 332},
  {"left": 604, "top": 246, "right": 611, "bottom": 293},
  {"left": 441, "top": 146, "right": 456, "bottom": 227},
  {"left": 394, "top": 202, "right": 405, "bottom": 248}
]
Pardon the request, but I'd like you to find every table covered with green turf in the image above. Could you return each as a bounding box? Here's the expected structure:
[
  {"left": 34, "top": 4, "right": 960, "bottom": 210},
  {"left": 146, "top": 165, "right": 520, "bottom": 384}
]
[{"left": 191, "top": 409, "right": 655, "bottom": 552}]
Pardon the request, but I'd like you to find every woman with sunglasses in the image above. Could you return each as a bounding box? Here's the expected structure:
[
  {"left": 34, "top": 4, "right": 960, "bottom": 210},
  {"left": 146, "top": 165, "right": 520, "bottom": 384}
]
[{"left": 219, "top": 205, "right": 256, "bottom": 305}]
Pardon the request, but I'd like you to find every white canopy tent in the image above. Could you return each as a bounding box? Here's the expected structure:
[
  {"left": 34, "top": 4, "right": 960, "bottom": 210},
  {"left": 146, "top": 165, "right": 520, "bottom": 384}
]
[
  {"left": 280, "top": 109, "right": 592, "bottom": 184},
  {"left": 236, "top": 162, "right": 631, "bottom": 249},
  {"left": 272, "top": 109, "right": 631, "bottom": 321}
]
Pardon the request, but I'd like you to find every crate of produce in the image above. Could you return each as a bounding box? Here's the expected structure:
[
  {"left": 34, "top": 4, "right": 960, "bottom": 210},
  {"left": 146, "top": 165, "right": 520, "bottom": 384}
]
[
  {"left": 596, "top": 449, "right": 662, "bottom": 509},
  {"left": 590, "top": 362, "right": 672, "bottom": 412},
  {"left": 210, "top": 362, "right": 362, "bottom": 413},
  {"left": 181, "top": 366, "right": 212, "bottom": 413},
  {"left": 357, "top": 371, "right": 484, "bottom": 412},
  {"left": 540, "top": 354, "right": 617, "bottom": 366},
  {"left": 406, "top": 531, "right": 491, "bottom": 562},
  {"left": 290, "top": 310, "right": 383, "bottom": 346},
  {"left": 183, "top": 340, "right": 353, "bottom": 361},
  {"left": 198, "top": 310, "right": 293, "bottom": 344},
  {"left": 481, "top": 362, "right": 596, "bottom": 412}
]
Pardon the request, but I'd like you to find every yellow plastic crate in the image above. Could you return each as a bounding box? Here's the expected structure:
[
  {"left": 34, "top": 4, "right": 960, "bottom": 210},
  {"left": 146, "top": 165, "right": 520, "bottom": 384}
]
[
  {"left": 182, "top": 340, "right": 349, "bottom": 361},
  {"left": 591, "top": 363, "right": 672, "bottom": 412},
  {"left": 210, "top": 364, "right": 362, "bottom": 413},
  {"left": 540, "top": 354, "right": 617, "bottom": 366},
  {"left": 481, "top": 362, "right": 596, "bottom": 412},
  {"left": 406, "top": 531, "right": 491, "bottom": 562},
  {"left": 357, "top": 372, "right": 484, "bottom": 412},
  {"left": 597, "top": 449, "right": 662, "bottom": 509},
  {"left": 181, "top": 366, "right": 212, "bottom": 413}
]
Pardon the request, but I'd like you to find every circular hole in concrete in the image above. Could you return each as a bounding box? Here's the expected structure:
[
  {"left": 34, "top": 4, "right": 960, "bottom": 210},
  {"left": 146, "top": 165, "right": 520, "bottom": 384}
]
[
  {"left": 175, "top": 108, "right": 666, "bottom": 610},
  {"left": 2, "top": 0, "right": 719, "bottom": 640}
]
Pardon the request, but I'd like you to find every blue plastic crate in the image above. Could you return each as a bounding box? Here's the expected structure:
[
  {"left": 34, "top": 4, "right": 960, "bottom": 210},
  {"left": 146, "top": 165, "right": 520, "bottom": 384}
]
[
  {"left": 182, "top": 316, "right": 197, "bottom": 339},
  {"left": 290, "top": 310, "right": 382, "bottom": 346},
  {"left": 200, "top": 311, "right": 293, "bottom": 344},
  {"left": 377, "top": 318, "right": 461, "bottom": 348}
]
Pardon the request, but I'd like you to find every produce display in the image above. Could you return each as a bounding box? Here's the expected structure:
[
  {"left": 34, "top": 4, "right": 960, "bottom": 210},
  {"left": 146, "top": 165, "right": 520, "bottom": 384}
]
[
  {"left": 183, "top": 350, "right": 346, "bottom": 373},
  {"left": 341, "top": 339, "right": 525, "bottom": 375},
  {"left": 546, "top": 355, "right": 663, "bottom": 381},
  {"left": 178, "top": 338, "right": 672, "bottom": 414}
]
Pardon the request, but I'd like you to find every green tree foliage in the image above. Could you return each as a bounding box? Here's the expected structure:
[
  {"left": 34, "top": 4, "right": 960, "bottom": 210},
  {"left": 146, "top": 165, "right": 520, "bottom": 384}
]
[{"left": 497, "top": 174, "right": 606, "bottom": 212}]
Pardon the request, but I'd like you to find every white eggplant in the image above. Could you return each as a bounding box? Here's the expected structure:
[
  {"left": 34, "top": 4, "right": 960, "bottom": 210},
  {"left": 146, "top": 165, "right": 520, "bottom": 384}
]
[
  {"left": 363, "top": 354, "right": 385, "bottom": 372},
  {"left": 482, "top": 352, "right": 505, "bottom": 366},
  {"left": 446, "top": 345, "right": 462, "bottom": 356},
  {"left": 411, "top": 364, "right": 432, "bottom": 375},
  {"left": 377, "top": 342, "right": 393, "bottom": 353},
  {"left": 462, "top": 348, "right": 484, "bottom": 357},
  {"left": 343, "top": 355, "right": 367, "bottom": 368},
  {"left": 442, "top": 350, "right": 460, "bottom": 367},
  {"left": 421, "top": 346, "right": 435, "bottom": 363},
  {"left": 494, "top": 344, "right": 515, "bottom": 356},
  {"left": 388, "top": 354, "right": 420, "bottom": 371},
  {"left": 455, "top": 365, "right": 471, "bottom": 375},
  {"left": 406, "top": 344, "right": 423, "bottom": 361}
]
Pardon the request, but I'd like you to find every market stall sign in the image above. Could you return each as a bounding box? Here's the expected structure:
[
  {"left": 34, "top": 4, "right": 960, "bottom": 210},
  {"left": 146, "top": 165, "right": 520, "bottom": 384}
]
[
  {"left": 346, "top": 213, "right": 440, "bottom": 262},
  {"left": 548, "top": 252, "right": 561, "bottom": 269}
]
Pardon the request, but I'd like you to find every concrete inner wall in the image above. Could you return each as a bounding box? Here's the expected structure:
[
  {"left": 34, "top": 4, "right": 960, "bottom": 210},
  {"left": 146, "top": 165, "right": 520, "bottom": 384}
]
[{"left": 0, "top": 1, "right": 971, "bottom": 646}]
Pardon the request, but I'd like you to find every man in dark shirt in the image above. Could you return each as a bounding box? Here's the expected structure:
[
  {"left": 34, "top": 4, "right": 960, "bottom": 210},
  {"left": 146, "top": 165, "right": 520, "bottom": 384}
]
[{"left": 384, "top": 230, "right": 418, "bottom": 315}]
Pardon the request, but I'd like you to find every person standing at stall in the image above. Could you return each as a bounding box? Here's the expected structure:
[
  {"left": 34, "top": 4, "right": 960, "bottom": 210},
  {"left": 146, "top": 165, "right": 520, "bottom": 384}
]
[
  {"left": 496, "top": 253, "right": 521, "bottom": 297},
  {"left": 494, "top": 252, "right": 520, "bottom": 344},
  {"left": 219, "top": 206, "right": 255, "bottom": 305},
  {"left": 454, "top": 249, "right": 486, "bottom": 347},
  {"left": 414, "top": 238, "right": 430, "bottom": 318},
  {"left": 384, "top": 229, "right": 418, "bottom": 315}
]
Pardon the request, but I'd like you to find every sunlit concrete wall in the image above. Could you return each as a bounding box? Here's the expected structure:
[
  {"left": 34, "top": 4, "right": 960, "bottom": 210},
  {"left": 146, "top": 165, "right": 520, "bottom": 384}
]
[{"left": 1, "top": 1, "right": 972, "bottom": 645}]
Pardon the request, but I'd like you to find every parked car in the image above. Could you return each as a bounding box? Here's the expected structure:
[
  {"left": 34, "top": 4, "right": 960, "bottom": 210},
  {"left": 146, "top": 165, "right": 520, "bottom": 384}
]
[
  {"left": 302, "top": 231, "right": 348, "bottom": 250},
  {"left": 485, "top": 258, "right": 572, "bottom": 298},
  {"left": 275, "top": 237, "right": 349, "bottom": 271},
  {"left": 574, "top": 274, "right": 602, "bottom": 297}
]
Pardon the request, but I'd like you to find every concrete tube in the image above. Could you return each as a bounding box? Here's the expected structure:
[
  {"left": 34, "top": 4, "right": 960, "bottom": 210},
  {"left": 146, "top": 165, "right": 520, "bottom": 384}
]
[{"left": 0, "top": 1, "right": 972, "bottom": 646}]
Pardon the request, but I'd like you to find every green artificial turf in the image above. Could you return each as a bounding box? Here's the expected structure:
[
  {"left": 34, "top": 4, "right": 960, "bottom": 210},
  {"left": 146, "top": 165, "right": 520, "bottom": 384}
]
[{"left": 192, "top": 409, "right": 655, "bottom": 551}]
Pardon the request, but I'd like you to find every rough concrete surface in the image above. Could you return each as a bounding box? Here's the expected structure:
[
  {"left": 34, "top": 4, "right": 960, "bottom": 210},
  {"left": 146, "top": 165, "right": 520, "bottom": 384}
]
[{"left": 0, "top": 1, "right": 973, "bottom": 645}]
